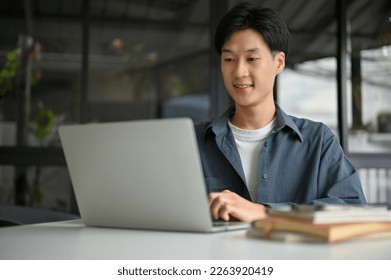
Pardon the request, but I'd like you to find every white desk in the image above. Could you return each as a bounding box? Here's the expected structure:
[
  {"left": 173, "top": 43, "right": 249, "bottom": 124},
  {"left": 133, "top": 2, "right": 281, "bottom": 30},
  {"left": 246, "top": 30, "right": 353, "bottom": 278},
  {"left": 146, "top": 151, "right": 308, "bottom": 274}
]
[{"left": 1, "top": 219, "right": 391, "bottom": 260}]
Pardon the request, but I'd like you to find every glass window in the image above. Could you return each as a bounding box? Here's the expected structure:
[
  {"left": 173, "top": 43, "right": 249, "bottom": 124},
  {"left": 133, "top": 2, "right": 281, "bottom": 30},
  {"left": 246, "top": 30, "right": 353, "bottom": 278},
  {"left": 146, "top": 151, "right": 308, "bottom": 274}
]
[
  {"left": 347, "top": 0, "right": 391, "bottom": 153},
  {"left": 0, "top": 0, "right": 210, "bottom": 211},
  {"left": 348, "top": 46, "right": 391, "bottom": 153},
  {"left": 86, "top": 0, "right": 210, "bottom": 123},
  {"left": 0, "top": 4, "right": 82, "bottom": 148},
  {"left": 278, "top": 58, "right": 338, "bottom": 132},
  {"left": 0, "top": 0, "right": 211, "bottom": 147},
  {"left": 270, "top": 0, "right": 339, "bottom": 131}
]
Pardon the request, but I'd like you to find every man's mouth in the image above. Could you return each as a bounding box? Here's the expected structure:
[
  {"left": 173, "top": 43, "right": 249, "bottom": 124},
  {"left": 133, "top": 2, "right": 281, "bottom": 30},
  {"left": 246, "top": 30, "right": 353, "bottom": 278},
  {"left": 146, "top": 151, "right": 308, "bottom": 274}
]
[{"left": 234, "top": 84, "right": 253, "bottom": 89}]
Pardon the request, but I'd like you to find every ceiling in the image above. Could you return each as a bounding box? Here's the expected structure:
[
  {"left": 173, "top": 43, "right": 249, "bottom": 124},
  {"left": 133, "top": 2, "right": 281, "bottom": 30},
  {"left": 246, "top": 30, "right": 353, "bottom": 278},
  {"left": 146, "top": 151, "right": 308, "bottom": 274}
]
[{"left": 0, "top": 0, "right": 390, "bottom": 70}]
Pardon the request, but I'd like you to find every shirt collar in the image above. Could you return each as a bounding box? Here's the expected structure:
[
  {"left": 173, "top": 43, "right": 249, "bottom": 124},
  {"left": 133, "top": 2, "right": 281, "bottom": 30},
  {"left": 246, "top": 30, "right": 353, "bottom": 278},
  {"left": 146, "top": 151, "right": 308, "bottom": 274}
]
[
  {"left": 204, "top": 103, "right": 304, "bottom": 142},
  {"left": 274, "top": 103, "right": 304, "bottom": 142}
]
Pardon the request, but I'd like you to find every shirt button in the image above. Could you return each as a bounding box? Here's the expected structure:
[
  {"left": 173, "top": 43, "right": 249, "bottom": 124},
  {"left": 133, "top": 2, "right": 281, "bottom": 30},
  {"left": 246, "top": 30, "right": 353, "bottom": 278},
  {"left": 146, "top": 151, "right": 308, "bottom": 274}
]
[
  {"left": 264, "top": 142, "right": 268, "bottom": 147},
  {"left": 262, "top": 173, "right": 268, "bottom": 179}
]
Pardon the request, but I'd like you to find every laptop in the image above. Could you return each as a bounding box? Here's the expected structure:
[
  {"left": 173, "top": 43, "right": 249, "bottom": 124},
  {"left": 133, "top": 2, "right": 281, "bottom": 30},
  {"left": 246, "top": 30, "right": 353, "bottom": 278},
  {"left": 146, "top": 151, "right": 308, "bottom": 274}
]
[{"left": 59, "top": 118, "right": 249, "bottom": 232}]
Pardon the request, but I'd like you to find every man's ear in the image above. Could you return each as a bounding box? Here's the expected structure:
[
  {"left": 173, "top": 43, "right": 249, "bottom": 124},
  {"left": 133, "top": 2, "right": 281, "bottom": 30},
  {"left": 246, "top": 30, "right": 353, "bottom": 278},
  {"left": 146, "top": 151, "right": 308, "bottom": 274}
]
[{"left": 275, "top": 52, "right": 285, "bottom": 75}]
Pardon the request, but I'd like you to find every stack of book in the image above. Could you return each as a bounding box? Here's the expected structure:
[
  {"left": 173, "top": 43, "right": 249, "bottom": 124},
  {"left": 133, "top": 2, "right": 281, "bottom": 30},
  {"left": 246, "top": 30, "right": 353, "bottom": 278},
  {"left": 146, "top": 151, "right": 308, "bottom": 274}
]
[{"left": 248, "top": 205, "right": 391, "bottom": 243}]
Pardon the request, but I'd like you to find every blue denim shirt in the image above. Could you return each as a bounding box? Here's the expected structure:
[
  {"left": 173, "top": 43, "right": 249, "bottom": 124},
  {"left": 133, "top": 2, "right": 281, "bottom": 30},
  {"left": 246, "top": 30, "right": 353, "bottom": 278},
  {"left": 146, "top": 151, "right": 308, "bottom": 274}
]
[{"left": 195, "top": 104, "right": 366, "bottom": 208}]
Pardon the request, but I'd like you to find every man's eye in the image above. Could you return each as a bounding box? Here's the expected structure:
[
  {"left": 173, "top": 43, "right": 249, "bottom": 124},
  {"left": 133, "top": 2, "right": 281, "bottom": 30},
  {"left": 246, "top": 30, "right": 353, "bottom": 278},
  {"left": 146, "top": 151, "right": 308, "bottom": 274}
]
[
  {"left": 223, "top": 58, "right": 234, "bottom": 62},
  {"left": 247, "top": 57, "right": 258, "bottom": 61}
]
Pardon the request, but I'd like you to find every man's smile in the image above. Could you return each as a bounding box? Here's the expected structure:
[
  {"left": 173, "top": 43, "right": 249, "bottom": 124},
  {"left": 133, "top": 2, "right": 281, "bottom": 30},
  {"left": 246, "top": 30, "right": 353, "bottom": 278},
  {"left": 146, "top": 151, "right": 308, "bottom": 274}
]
[{"left": 233, "top": 84, "right": 253, "bottom": 89}]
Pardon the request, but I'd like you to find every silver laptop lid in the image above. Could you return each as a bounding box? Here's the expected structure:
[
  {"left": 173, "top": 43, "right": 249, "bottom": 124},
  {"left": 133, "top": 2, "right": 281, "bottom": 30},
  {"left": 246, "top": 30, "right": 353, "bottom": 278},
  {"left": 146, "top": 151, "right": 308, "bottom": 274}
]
[{"left": 59, "top": 118, "right": 220, "bottom": 232}]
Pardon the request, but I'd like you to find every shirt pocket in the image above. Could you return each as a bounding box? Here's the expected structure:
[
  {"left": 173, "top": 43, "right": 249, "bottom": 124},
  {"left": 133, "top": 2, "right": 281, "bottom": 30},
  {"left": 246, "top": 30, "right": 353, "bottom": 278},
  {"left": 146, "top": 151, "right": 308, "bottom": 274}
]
[{"left": 204, "top": 177, "right": 230, "bottom": 193}]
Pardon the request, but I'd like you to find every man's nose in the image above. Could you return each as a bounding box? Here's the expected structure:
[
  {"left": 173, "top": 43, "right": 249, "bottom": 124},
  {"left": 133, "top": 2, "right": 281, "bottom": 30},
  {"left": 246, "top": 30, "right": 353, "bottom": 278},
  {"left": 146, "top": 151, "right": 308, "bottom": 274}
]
[{"left": 233, "top": 59, "right": 249, "bottom": 78}]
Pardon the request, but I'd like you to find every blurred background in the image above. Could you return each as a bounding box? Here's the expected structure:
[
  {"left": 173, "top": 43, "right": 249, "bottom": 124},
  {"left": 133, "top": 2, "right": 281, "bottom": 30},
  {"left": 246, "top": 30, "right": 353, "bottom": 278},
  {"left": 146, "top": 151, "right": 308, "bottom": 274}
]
[{"left": 0, "top": 0, "right": 390, "bottom": 221}]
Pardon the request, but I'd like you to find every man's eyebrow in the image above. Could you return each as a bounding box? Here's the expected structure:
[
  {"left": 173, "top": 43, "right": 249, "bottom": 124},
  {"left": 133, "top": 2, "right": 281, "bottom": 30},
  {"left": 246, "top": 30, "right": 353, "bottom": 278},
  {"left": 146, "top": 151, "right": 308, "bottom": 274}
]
[{"left": 221, "top": 48, "right": 261, "bottom": 53}]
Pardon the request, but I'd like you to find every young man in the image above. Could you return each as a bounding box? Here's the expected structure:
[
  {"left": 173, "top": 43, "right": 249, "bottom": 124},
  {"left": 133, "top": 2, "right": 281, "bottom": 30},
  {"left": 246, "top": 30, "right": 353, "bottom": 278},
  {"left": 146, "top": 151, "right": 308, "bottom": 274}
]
[{"left": 195, "top": 2, "right": 366, "bottom": 222}]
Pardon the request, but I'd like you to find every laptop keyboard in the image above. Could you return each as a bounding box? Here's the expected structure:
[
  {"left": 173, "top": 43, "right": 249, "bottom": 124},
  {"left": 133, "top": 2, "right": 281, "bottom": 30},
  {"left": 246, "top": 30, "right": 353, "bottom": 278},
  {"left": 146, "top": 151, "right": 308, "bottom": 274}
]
[{"left": 213, "top": 220, "right": 243, "bottom": 227}]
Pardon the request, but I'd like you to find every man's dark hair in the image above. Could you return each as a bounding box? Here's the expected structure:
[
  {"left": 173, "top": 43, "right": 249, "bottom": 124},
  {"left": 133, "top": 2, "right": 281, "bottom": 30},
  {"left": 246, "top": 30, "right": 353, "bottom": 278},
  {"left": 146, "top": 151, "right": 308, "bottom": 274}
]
[{"left": 214, "top": 2, "right": 290, "bottom": 57}]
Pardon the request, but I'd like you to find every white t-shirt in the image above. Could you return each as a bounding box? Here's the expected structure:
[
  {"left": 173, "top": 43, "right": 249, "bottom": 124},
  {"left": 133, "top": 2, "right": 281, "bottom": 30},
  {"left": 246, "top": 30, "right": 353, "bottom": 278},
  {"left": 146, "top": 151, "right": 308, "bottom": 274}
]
[{"left": 228, "top": 118, "right": 276, "bottom": 201}]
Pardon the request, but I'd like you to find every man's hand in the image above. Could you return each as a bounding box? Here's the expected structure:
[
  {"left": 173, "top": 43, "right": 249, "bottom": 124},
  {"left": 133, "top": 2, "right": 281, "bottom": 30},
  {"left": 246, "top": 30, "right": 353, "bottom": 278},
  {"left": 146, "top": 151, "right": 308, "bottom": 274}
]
[{"left": 208, "top": 190, "right": 267, "bottom": 222}]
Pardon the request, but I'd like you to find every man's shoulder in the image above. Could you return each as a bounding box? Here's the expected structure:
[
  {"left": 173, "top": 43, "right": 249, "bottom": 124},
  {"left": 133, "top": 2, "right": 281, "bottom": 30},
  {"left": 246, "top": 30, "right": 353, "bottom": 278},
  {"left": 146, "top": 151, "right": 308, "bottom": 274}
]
[
  {"left": 289, "top": 114, "right": 324, "bottom": 127},
  {"left": 276, "top": 104, "right": 328, "bottom": 134},
  {"left": 286, "top": 114, "right": 334, "bottom": 139}
]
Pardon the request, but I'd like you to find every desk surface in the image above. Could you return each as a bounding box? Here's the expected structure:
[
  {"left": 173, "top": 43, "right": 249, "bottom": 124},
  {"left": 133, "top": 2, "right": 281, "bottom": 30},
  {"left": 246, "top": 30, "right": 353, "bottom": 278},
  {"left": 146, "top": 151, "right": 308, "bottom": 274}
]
[{"left": 1, "top": 219, "right": 391, "bottom": 260}]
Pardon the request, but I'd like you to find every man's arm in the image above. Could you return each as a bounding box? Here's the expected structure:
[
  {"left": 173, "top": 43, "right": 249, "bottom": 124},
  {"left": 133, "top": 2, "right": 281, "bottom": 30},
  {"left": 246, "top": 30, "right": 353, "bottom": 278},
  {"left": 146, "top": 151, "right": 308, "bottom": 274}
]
[{"left": 315, "top": 125, "right": 366, "bottom": 205}]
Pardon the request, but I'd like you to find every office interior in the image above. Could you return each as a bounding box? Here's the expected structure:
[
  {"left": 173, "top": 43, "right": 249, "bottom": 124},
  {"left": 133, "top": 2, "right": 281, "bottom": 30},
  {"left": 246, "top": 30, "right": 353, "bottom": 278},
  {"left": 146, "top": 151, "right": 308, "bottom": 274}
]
[{"left": 0, "top": 0, "right": 390, "bottom": 224}]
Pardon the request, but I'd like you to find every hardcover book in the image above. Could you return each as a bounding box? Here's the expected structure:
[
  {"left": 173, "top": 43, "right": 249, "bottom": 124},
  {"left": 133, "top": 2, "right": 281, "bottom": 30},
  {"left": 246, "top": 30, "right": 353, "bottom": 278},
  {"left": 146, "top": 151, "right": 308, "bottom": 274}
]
[
  {"left": 248, "top": 205, "right": 391, "bottom": 243},
  {"left": 266, "top": 204, "right": 391, "bottom": 224}
]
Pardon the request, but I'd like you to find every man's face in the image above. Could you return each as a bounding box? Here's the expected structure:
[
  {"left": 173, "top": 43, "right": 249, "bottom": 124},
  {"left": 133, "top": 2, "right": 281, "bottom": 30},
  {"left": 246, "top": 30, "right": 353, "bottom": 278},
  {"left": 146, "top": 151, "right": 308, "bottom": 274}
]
[{"left": 220, "top": 28, "right": 285, "bottom": 109}]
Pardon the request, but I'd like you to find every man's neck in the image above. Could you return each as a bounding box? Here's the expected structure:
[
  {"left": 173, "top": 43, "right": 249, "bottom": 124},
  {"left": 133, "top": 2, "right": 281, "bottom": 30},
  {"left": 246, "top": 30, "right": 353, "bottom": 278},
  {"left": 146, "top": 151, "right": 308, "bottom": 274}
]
[{"left": 230, "top": 101, "right": 276, "bottom": 130}]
